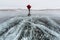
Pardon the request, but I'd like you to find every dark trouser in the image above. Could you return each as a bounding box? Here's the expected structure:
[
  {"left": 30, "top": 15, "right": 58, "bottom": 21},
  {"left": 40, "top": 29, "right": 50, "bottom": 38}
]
[{"left": 28, "top": 9, "right": 31, "bottom": 16}]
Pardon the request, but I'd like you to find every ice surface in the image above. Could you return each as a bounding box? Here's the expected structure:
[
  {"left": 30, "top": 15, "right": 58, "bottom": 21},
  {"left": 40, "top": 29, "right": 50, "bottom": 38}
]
[
  {"left": 0, "top": 9, "right": 60, "bottom": 40},
  {"left": 0, "top": 16, "right": 60, "bottom": 40}
]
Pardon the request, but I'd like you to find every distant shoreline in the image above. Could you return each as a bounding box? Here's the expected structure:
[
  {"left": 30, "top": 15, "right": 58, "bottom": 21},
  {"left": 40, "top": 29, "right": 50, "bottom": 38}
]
[{"left": 0, "top": 9, "right": 60, "bottom": 11}]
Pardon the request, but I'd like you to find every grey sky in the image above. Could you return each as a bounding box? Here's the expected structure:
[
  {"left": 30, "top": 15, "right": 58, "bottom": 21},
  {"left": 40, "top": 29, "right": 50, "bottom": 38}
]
[{"left": 0, "top": 0, "right": 60, "bottom": 9}]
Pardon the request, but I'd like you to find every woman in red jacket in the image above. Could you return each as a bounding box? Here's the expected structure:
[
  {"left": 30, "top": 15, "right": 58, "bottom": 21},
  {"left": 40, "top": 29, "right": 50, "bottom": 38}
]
[{"left": 27, "top": 4, "right": 31, "bottom": 16}]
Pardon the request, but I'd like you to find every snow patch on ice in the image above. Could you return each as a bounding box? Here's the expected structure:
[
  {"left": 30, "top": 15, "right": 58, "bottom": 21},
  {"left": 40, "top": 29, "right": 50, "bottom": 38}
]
[{"left": 0, "top": 16, "right": 60, "bottom": 40}]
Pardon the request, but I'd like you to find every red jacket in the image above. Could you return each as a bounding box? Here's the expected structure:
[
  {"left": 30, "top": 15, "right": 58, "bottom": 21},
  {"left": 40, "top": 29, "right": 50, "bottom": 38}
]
[{"left": 27, "top": 5, "right": 31, "bottom": 9}]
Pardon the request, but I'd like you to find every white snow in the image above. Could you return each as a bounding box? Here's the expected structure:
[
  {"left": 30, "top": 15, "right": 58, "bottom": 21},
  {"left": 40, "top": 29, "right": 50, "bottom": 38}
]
[{"left": 0, "top": 16, "right": 60, "bottom": 40}]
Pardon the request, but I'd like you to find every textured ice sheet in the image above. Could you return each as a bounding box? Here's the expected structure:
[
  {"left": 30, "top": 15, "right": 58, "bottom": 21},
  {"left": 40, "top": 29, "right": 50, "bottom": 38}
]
[{"left": 0, "top": 16, "right": 60, "bottom": 40}]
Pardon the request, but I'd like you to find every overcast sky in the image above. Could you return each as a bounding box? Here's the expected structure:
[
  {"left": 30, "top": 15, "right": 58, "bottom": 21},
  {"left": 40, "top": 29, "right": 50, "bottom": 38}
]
[{"left": 0, "top": 0, "right": 60, "bottom": 9}]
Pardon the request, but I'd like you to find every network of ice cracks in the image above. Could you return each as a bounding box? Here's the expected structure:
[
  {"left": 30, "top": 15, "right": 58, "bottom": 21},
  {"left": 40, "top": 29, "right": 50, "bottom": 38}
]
[{"left": 0, "top": 16, "right": 60, "bottom": 40}]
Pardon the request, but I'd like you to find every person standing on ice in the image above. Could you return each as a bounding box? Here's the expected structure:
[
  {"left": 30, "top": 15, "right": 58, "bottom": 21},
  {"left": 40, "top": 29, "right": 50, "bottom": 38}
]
[{"left": 27, "top": 4, "right": 31, "bottom": 16}]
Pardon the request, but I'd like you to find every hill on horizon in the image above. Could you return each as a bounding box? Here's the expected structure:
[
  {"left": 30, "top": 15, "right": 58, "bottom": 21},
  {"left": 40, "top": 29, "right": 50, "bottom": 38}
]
[{"left": 0, "top": 9, "right": 60, "bottom": 11}]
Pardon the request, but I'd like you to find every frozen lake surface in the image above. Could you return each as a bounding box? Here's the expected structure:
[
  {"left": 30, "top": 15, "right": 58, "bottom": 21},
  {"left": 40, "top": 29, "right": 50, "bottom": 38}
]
[{"left": 0, "top": 9, "right": 60, "bottom": 40}]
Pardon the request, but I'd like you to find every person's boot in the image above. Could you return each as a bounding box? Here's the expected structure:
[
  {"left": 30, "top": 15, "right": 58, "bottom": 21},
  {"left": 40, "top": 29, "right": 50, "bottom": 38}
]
[{"left": 28, "top": 13, "right": 31, "bottom": 16}]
